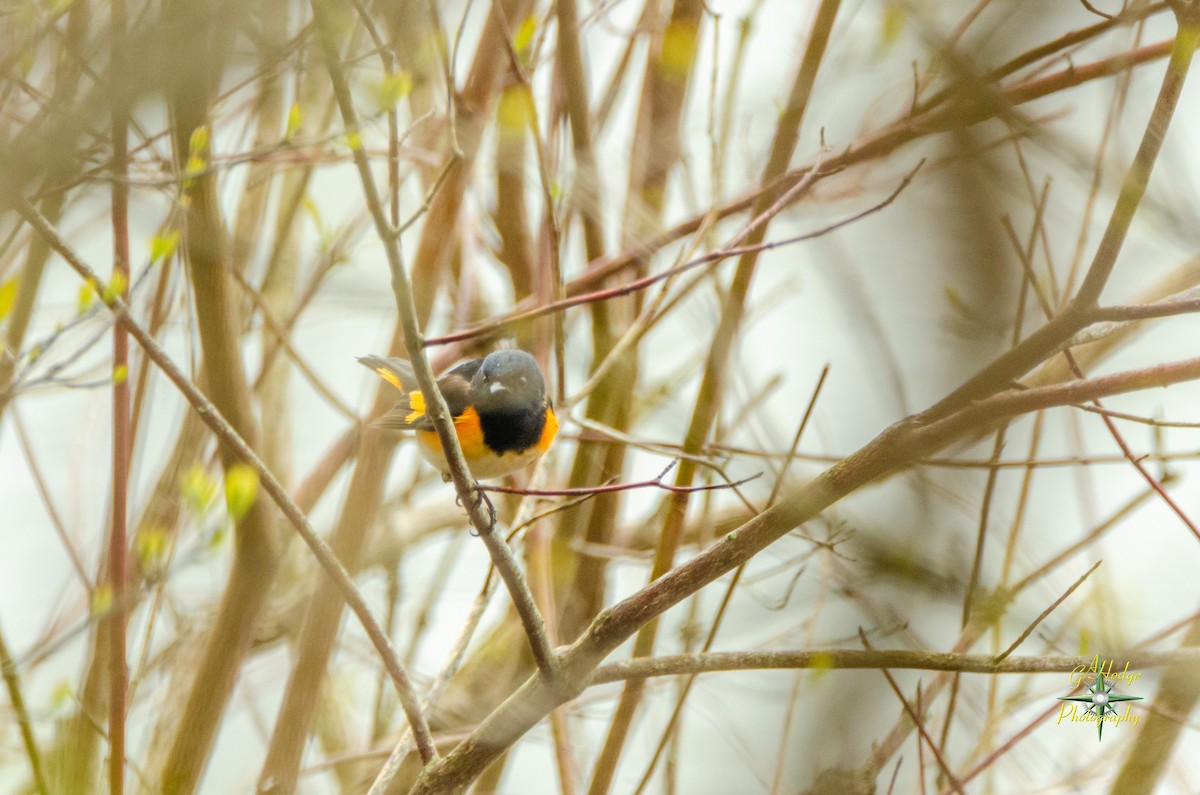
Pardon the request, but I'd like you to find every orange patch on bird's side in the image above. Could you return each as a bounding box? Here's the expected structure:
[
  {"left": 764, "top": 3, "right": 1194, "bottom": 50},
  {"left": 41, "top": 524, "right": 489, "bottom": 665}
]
[
  {"left": 452, "top": 407, "right": 488, "bottom": 459},
  {"left": 537, "top": 406, "right": 559, "bottom": 453},
  {"left": 404, "top": 390, "right": 427, "bottom": 425},
  {"left": 414, "top": 406, "right": 488, "bottom": 463}
]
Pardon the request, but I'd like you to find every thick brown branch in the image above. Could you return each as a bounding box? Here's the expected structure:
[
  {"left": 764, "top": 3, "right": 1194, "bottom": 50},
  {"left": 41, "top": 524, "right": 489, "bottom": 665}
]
[{"left": 588, "top": 648, "right": 1200, "bottom": 683}]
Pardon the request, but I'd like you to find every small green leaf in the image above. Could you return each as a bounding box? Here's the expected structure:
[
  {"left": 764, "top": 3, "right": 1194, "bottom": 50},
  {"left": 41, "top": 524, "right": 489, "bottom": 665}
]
[
  {"left": 224, "top": 464, "right": 260, "bottom": 521},
  {"left": 101, "top": 270, "right": 128, "bottom": 304},
  {"left": 188, "top": 125, "right": 209, "bottom": 154},
  {"left": 301, "top": 194, "right": 333, "bottom": 251},
  {"left": 880, "top": 2, "right": 905, "bottom": 47},
  {"left": 496, "top": 86, "right": 531, "bottom": 131},
  {"left": 50, "top": 680, "right": 74, "bottom": 710},
  {"left": 184, "top": 125, "right": 209, "bottom": 182},
  {"left": 377, "top": 71, "right": 413, "bottom": 110},
  {"left": 112, "top": 364, "right": 129, "bottom": 384},
  {"left": 513, "top": 15, "right": 537, "bottom": 62},
  {"left": 809, "top": 651, "right": 837, "bottom": 683},
  {"left": 185, "top": 154, "right": 206, "bottom": 179},
  {"left": 182, "top": 464, "right": 217, "bottom": 515},
  {"left": 343, "top": 130, "right": 363, "bottom": 151},
  {"left": 0, "top": 279, "right": 17, "bottom": 322},
  {"left": 150, "top": 230, "right": 180, "bottom": 263},
  {"left": 285, "top": 103, "right": 303, "bottom": 140},
  {"left": 206, "top": 525, "right": 228, "bottom": 550},
  {"left": 301, "top": 194, "right": 321, "bottom": 225},
  {"left": 658, "top": 21, "right": 697, "bottom": 78},
  {"left": 78, "top": 280, "right": 97, "bottom": 315},
  {"left": 91, "top": 584, "right": 113, "bottom": 616},
  {"left": 135, "top": 526, "right": 169, "bottom": 572}
]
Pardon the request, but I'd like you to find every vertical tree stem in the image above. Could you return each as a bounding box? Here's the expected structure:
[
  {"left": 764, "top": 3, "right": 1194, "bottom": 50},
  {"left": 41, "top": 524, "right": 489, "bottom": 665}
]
[{"left": 107, "top": 0, "right": 131, "bottom": 789}]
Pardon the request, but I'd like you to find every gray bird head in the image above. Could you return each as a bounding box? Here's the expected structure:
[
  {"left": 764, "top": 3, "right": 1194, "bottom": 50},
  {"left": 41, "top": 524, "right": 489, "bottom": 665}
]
[{"left": 470, "top": 350, "right": 546, "bottom": 413}]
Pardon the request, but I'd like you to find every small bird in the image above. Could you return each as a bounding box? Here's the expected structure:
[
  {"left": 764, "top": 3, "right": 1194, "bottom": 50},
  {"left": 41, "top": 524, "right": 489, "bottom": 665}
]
[{"left": 359, "top": 350, "right": 558, "bottom": 480}]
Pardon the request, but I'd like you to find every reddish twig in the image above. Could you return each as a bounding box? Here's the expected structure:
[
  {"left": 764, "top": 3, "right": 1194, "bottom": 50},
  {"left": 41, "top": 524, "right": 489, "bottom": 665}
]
[
  {"left": 944, "top": 701, "right": 1062, "bottom": 793},
  {"left": 425, "top": 159, "right": 922, "bottom": 347},
  {"left": 860, "top": 629, "right": 967, "bottom": 795},
  {"left": 1073, "top": 355, "right": 1200, "bottom": 545},
  {"left": 480, "top": 460, "right": 762, "bottom": 497},
  {"left": 635, "top": 365, "right": 830, "bottom": 793}
]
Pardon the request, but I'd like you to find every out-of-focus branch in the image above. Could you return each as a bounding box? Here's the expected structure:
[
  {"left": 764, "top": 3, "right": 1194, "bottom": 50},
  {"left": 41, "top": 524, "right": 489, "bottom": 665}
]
[
  {"left": 425, "top": 159, "right": 921, "bottom": 347},
  {"left": 150, "top": 6, "right": 287, "bottom": 789},
  {"left": 408, "top": 345, "right": 1200, "bottom": 792},
  {"left": 588, "top": 2, "right": 842, "bottom": 790},
  {"left": 404, "top": 21, "right": 1200, "bottom": 782},
  {"left": 590, "top": 647, "right": 1200, "bottom": 681},
  {"left": 106, "top": 0, "right": 132, "bottom": 788},
  {"left": 13, "top": 197, "right": 436, "bottom": 786},
  {"left": 422, "top": 28, "right": 1188, "bottom": 356},
  {"left": 0, "top": 623, "right": 47, "bottom": 794},
  {"left": 916, "top": 24, "right": 1199, "bottom": 425}
]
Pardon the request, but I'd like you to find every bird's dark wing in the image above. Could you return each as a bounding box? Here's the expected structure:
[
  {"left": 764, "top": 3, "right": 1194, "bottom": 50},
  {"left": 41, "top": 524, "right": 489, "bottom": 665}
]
[{"left": 365, "top": 356, "right": 482, "bottom": 432}]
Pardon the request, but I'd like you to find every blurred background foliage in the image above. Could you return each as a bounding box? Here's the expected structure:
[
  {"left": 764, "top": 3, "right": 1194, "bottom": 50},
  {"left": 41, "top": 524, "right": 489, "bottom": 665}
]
[{"left": 2, "top": 0, "right": 1200, "bottom": 793}]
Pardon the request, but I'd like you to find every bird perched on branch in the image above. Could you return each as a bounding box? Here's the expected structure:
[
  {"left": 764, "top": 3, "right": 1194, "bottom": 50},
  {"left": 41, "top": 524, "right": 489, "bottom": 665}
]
[{"left": 359, "top": 350, "right": 558, "bottom": 481}]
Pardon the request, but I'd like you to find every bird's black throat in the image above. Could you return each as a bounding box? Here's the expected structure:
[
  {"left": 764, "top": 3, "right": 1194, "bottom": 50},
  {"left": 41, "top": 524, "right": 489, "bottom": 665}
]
[{"left": 477, "top": 405, "right": 546, "bottom": 454}]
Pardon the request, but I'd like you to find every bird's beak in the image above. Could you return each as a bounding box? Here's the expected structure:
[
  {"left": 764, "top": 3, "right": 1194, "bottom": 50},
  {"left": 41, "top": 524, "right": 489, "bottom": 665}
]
[{"left": 489, "top": 382, "right": 508, "bottom": 394}]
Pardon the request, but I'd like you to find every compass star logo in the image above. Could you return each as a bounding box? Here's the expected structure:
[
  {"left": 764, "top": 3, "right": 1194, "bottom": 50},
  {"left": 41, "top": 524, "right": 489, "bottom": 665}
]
[{"left": 1057, "top": 671, "right": 1143, "bottom": 741}]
